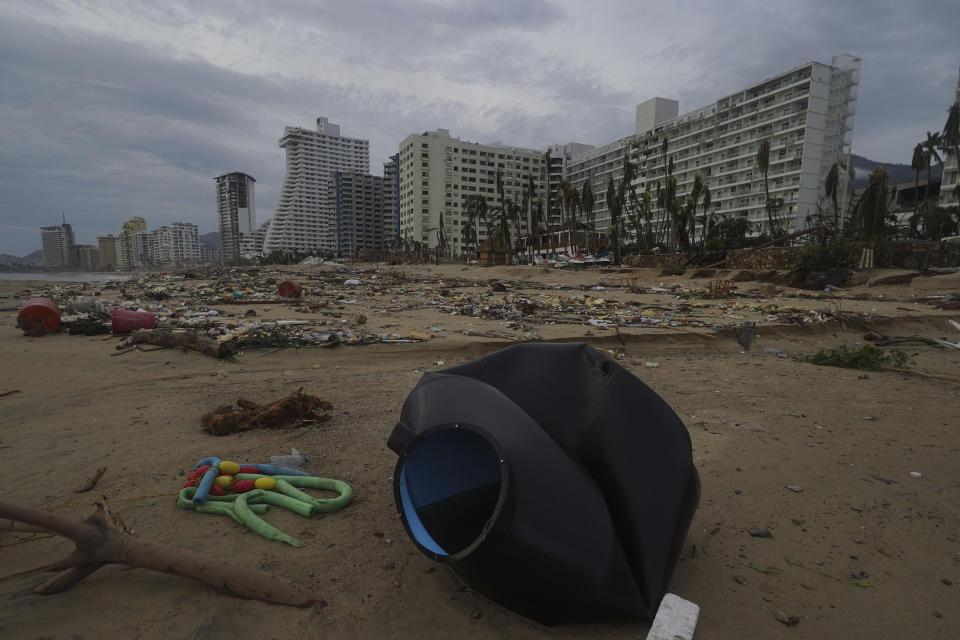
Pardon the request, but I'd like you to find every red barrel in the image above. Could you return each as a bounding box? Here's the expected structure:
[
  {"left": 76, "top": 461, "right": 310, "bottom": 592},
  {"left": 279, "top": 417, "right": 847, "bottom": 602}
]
[
  {"left": 111, "top": 309, "right": 156, "bottom": 333},
  {"left": 17, "top": 298, "right": 61, "bottom": 336},
  {"left": 278, "top": 280, "right": 302, "bottom": 298}
]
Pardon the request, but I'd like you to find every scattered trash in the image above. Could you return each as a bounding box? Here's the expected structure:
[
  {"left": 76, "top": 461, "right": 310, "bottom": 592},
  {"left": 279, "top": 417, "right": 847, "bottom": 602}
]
[
  {"left": 737, "top": 323, "right": 755, "bottom": 350},
  {"left": 277, "top": 280, "right": 302, "bottom": 298},
  {"left": 111, "top": 309, "right": 156, "bottom": 333},
  {"left": 344, "top": 279, "right": 361, "bottom": 286},
  {"left": 17, "top": 297, "right": 61, "bottom": 336},
  {"left": 749, "top": 528, "right": 772, "bottom": 538},
  {"left": 910, "top": 471, "right": 922, "bottom": 478},
  {"left": 270, "top": 448, "right": 309, "bottom": 467},
  {"left": 74, "top": 466, "right": 107, "bottom": 493},
  {"left": 178, "top": 457, "right": 351, "bottom": 546},
  {"left": 388, "top": 343, "right": 699, "bottom": 624},
  {"left": 201, "top": 388, "right": 332, "bottom": 435},
  {"left": 644, "top": 361, "right": 661, "bottom": 368},
  {"left": 785, "top": 485, "right": 803, "bottom": 493},
  {"left": 774, "top": 611, "right": 800, "bottom": 626}
]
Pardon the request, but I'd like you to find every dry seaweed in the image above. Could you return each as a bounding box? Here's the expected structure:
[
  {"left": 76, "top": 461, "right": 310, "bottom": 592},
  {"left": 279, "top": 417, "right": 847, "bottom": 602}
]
[{"left": 201, "top": 388, "right": 333, "bottom": 435}]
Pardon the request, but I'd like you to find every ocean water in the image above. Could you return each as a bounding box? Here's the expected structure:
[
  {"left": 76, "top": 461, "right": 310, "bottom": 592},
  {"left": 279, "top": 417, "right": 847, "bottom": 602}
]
[{"left": 0, "top": 272, "right": 131, "bottom": 282}]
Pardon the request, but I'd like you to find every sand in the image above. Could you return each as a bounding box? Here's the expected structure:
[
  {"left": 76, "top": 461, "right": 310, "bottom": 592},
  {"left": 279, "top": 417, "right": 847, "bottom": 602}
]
[{"left": 1, "top": 264, "right": 958, "bottom": 639}]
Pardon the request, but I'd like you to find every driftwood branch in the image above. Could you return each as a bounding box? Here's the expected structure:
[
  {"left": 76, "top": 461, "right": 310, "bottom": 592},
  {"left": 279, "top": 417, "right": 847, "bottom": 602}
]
[
  {"left": 74, "top": 467, "right": 107, "bottom": 493},
  {"left": 128, "top": 329, "right": 228, "bottom": 359},
  {"left": 0, "top": 498, "right": 323, "bottom": 607}
]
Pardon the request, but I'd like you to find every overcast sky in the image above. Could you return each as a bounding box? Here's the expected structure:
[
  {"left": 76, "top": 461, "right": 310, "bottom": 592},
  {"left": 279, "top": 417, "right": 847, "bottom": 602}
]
[{"left": 1, "top": 0, "right": 957, "bottom": 255}]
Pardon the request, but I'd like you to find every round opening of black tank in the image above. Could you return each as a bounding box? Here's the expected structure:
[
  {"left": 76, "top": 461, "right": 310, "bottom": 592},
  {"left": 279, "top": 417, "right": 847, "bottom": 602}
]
[{"left": 397, "top": 428, "right": 502, "bottom": 557}]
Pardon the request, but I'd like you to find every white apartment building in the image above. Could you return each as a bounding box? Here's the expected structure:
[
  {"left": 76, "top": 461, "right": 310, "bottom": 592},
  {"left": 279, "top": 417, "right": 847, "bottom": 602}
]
[
  {"left": 117, "top": 216, "right": 146, "bottom": 269},
  {"left": 397, "top": 129, "right": 547, "bottom": 255},
  {"left": 154, "top": 222, "right": 200, "bottom": 265},
  {"left": 546, "top": 142, "right": 595, "bottom": 227},
  {"left": 215, "top": 172, "right": 256, "bottom": 265},
  {"left": 939, "top": 67, "right": 960, "bottom": 210},
  {"left": 263, "top": 117, "right": 370, "bottom": 255},
  {"left": 40, "top": 221, "right": 76, "bottom": 267},
  {"left": 568, "top": 55, "right": 861, "bottom": 239},
  {"left": 239, "top": 219, "right": 271, "bottom": 261}
]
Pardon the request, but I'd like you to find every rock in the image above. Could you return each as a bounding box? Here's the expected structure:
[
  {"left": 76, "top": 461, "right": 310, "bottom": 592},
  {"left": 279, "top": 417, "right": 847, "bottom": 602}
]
[
  {"left": 424, "top": 567, "right": 436, "bottom": 574},
  {"left": 471, "top": 610, "right": 482, "bottom": 620},
  {"left": 942, "top": 578, "right": 953, "bottom": 586},
  {"left": 775, "top": 611, "right": 800, "bottom": 626},
  {"left": 733, "top": 575, "right": 746, "bottom": 585},
  {"left": 786, "top": 484, "right": 803, "bottom": 493},
  {"left": 851, "top": 571, "right": 869, "bottom": 580},
  {"left": 383, "top": 562, "right": 396, "bottom": 570},
  {"left": 749, "top": 527, "right": 772, "bottom": 538}
]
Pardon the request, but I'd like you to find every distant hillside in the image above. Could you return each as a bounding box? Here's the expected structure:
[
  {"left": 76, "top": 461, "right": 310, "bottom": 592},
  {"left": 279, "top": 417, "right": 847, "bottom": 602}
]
[
  {"left": 0, "top": 249, "right": 43, "bottom": 265},
  {"left": 200, "top": 231, "right": 221, "bottom": 248},
  {"left": 850, "top": 153, "right": 943, "bottom": 189}
]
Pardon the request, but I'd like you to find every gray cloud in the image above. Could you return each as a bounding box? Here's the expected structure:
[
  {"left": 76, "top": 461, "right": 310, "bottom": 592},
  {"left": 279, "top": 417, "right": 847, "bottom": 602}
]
[{"left": 0, "top": 0, "right": 957, "bottom": 255}]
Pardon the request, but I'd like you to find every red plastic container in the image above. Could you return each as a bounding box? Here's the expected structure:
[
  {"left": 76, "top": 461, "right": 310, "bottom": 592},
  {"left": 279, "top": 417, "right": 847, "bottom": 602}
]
[
  {"left": 278, "top": 280, "right": 302, "bottom": 298},
  {"left": 17, "top": 298, "right": 61, "bottom": 336},
  {"left": 111, "top": 309, "right": 156, "bottom": 333}
]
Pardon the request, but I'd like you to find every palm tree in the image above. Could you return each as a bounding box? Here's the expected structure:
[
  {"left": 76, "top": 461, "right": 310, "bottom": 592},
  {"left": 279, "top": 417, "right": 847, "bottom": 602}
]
[
  {"left": 463, "top": 194, "right": 487, "bottom": 258},
  {"left": 853, "top": 167, "right": 890, "bottom": 243},
  {"left": 580, "top": 180, "right": 595, "bottom": 253},
  {"left": 757, "top": 138, "right": 774, "bottom": 237},
  {"left": 665, "top": 174, "right": 678, "bottom": 251},
  {"left": 605, "top": 176, "right": 622, "bottom": 263},
  {"left": 700, "top": 186, "right": 711, "bottom": 245},
  {"left": 825, "top": 162, "right": 840, "bottom": 227},
  {"left": 689, "top": 174, "right": 704, "bottom": 246},
  {"left": 556, "top": 179, "right": 579, "bottom": 255},
  {"left": 943, "top": 101, "right": 960, "bottom": 196},
  {"left": 922, "top": 131, "right": 944, "bottom": 199},
  {"left": 642, "top": 186, "right": 653, "bottom": 251}
]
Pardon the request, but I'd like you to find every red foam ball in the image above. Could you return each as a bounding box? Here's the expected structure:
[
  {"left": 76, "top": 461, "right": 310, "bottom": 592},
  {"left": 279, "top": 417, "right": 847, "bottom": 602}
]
[
  {"left": 233, "top": 480, "right": 256, "bottom": 494},
  {"left": 187, "top": 470, "right": 200, "bottom": 482},
  {"left": 196, "top": 464, "right": 212, "bottom": 475},
  {"left": 182, "top": 481, "right": 195, "bottom": 488},
  {"left": 209, "top": 485, "right": 225, "bottom": 496}
]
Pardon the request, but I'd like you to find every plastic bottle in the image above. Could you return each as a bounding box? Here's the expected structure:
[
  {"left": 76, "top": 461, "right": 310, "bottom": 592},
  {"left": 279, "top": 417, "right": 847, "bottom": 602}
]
[{"left": 270, "top": 447, "right": 309, "bottom": 467}]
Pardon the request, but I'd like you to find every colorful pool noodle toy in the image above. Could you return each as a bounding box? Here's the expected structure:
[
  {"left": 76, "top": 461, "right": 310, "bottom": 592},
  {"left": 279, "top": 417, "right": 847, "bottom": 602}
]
[
  {"left": 191, "top": 457, "right": 312, "bottom": 505},
  {"left": 177, "top": 473, "right": 353, "bottom": 546}
]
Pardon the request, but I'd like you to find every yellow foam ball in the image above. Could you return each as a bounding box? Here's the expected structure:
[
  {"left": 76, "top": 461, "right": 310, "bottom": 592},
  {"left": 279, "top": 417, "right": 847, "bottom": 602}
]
[
  {"left": 214, "top": 475, "right": 234, "bottom": 489},
  {"left": 219, "top": 461, "right": 240, "bottom": 475},
  {"left": 254, "top": 477, "right": 277, "bottom": 491}
]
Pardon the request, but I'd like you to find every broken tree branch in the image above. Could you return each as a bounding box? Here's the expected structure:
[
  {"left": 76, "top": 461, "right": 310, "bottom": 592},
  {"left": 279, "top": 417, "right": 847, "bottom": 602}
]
[
  {"left": 0, "top": 498, "right": 323, "bottom": 607},
  {"left": 74, "top": 467, "right": 107, "bottom": 493},
  {"left": 128, "top": 329, "right": 229, "bottom": 359}
]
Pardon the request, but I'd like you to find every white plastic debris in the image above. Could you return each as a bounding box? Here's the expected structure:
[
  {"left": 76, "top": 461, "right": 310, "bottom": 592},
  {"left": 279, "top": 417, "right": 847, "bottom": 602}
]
[
  {"left": 910, "top": 471, "right": 922, "bottom": 478},
  {"left": 647, "top": 593, "right": 700, "bottom": 640}
]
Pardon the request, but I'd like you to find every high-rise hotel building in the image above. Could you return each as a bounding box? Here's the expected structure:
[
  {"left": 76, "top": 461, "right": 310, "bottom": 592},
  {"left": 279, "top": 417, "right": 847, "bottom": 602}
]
[
  {"left": 397, "top": 129, "right": 547, "bottom": 255},
  {"left": 567, "top": 55, "right": 861, "bottom": 237},
  {"left": 263, "top": 117, "right": 369, "bottom": 254},
  {"left": 214, "top": 172, "right": 256, "bottom": 265},
  {"left": 939, "top": 67, "right": 960, "bottom": 210}
]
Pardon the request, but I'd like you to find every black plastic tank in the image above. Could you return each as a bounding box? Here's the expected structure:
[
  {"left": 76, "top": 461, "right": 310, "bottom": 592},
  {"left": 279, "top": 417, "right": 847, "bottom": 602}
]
[{"left": 388, "top": 342, "right": 700, "bottom": 625}]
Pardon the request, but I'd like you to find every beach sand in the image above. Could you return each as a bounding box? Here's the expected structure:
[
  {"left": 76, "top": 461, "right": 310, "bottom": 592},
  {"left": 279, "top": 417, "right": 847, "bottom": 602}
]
[{"left": 1, "top": 264, "right": 958, "bottom": 639}]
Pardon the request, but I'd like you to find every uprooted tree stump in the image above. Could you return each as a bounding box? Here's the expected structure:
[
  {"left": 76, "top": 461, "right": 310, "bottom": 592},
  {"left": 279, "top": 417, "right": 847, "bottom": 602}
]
[
  {"left": 202, "top": 388, "right": 333, "bottom": 435},
  {"left": 0, "top": 497, "right": 323, "bottom": 607}
]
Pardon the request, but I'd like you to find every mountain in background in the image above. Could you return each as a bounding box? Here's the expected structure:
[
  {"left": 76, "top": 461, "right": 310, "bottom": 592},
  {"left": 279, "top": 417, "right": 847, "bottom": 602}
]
[
  {"left": 850, "top": 153, "right": 943, "bottom": 190},
  {"left": 0, "top": 249, "right": 43, "bottom": 265},
  {"left": 200, "top": 231, "right": 221, "bottom": 248}
]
